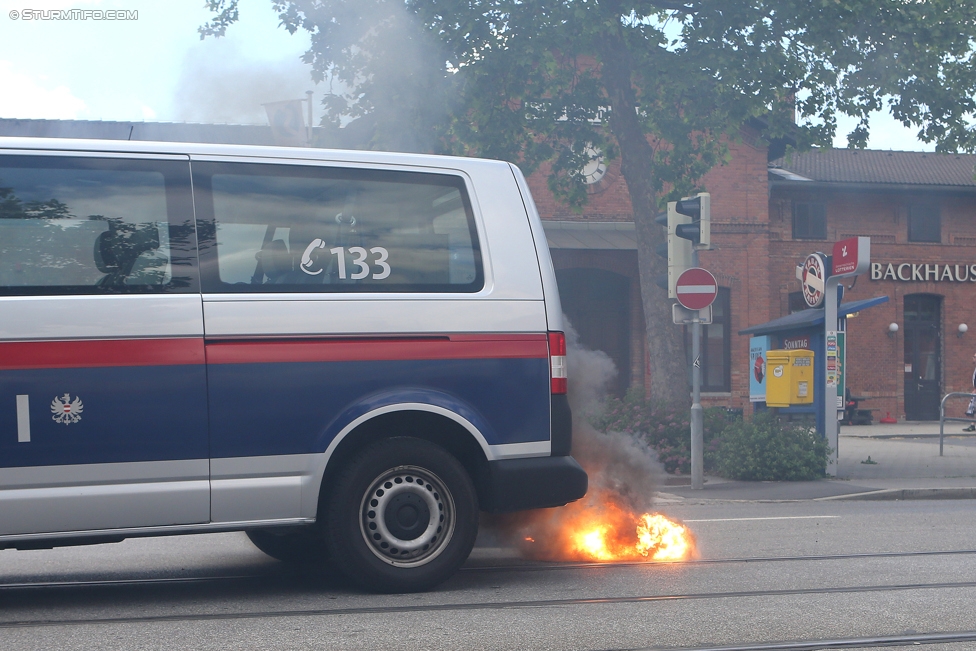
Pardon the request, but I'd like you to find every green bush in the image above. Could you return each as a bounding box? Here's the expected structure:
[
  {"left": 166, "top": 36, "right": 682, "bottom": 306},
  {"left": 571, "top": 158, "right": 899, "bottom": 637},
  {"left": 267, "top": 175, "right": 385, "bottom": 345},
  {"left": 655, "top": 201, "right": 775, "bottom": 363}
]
[
  {"left": 713, "top": 411, "right": 830, "bottom": 481},
  {"left": 593, "top": 388, "right": 730, "bottom": 475}
]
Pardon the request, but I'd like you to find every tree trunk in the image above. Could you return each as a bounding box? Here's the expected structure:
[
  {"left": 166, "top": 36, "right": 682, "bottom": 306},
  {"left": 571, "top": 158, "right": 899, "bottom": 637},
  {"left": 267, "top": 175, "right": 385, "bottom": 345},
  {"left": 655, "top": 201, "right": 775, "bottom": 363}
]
[{"left": 600, "top": 33, "right": 690, "bottom": 407}]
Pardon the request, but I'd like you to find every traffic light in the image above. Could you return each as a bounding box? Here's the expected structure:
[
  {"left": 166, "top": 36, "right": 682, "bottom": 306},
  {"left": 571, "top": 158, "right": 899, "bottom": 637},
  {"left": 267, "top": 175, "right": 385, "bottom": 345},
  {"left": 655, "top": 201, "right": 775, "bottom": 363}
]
[
  {"left": 674, "top": 192, "right": 710, "bottom": 248},
  {"left": 655, "top": 201, "right": 693, "bottom": 299}
]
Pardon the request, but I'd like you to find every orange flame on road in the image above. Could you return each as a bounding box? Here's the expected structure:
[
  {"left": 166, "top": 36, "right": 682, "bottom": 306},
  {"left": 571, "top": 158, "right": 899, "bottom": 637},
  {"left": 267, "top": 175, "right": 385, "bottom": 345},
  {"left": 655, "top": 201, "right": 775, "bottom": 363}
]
[{"left": 511, "top": 488, "right": 695, "bottom": 563}]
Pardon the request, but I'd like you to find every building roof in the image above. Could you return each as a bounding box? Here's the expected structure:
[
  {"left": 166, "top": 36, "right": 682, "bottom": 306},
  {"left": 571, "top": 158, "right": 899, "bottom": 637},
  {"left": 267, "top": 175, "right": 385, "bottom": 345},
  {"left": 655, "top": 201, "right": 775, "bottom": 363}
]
[
  {"left": 738, "top": 295, "right": 890, "bottom": 336},
  {"left": 769, "top": 149, "right": 976, "bottom": 188}
]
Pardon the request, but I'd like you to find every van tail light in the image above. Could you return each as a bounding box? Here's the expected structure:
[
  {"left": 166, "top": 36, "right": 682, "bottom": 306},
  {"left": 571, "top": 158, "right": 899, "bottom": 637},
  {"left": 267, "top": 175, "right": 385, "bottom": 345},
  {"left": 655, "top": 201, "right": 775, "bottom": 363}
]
[{"left": 548, "top": 331, "right": 567, "bottom": 394}]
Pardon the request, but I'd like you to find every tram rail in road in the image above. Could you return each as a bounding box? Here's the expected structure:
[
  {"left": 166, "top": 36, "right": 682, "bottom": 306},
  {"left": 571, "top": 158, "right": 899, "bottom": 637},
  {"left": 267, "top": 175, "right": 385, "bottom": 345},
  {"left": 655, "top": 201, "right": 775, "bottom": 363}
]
[
  {"left": 3, "top": 547, "right": 976, "bottom": 591},
  {"left": 3, "top": 548, "right": 976, "bottom": 633},
  {"left": 460, "top": 547, "right": 976, "bottom": 573},
  {"left": 3, "top": 578, "right": 976, "bottom": 629}
]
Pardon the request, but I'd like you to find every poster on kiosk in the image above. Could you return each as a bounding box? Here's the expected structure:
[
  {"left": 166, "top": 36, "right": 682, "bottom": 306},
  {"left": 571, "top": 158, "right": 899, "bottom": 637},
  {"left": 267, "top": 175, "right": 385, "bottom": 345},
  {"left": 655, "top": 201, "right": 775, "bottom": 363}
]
[{"left": 749, "top": 336, "right": 771, "bottom": 403}]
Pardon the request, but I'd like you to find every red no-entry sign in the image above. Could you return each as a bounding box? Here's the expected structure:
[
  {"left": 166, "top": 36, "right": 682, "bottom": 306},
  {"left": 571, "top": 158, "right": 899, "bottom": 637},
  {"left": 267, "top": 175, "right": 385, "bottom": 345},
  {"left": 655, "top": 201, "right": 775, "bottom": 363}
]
[{"left": 675, "top": 267, "right": 718, "bottom": 310}]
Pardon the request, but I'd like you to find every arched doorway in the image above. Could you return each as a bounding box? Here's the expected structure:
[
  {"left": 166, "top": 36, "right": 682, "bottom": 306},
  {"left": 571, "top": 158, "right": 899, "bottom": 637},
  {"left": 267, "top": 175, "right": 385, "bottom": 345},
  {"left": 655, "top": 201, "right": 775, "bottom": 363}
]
[
  {"left": 555, "top": 268, "right": 631, "bottom": 397},
  {"left": 904, "top": 293, "right": 942, "bottom": 420}
]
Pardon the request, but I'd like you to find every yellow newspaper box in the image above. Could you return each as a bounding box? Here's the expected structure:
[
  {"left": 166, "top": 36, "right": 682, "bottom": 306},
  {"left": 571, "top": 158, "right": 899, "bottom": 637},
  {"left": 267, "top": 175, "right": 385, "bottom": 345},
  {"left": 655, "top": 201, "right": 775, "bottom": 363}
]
[{"left": 765, "top": 349, "right": 814, "bottom": 407}]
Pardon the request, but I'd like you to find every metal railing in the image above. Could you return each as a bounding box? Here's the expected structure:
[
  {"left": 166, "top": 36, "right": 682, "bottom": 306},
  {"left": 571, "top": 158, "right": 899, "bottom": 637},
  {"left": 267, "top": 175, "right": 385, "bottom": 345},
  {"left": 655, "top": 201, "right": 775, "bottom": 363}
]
[{"left": 939, "top": 392, "right": 976, "bottom": 456}]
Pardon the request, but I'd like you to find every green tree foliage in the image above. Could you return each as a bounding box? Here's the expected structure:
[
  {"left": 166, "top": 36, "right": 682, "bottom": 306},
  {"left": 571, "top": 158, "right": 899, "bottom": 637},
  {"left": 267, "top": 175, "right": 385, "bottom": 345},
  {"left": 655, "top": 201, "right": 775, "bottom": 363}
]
[{"left": 203, "top": 0, "right": 976, "bottom": 403}]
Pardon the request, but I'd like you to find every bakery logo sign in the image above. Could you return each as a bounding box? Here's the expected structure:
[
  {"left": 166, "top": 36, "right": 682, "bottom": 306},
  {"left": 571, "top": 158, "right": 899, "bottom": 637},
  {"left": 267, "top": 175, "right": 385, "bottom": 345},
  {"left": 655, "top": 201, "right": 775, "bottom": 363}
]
[{"left": 871, "top": 262, "right": 976, "bottom": 283}]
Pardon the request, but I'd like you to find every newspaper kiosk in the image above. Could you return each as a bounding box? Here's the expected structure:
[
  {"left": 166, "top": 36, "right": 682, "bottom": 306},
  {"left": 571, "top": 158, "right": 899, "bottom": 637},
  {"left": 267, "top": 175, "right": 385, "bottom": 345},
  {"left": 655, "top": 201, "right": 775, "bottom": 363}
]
[{"left": 740, "top": 295, "right": 888, "bottom": 435}]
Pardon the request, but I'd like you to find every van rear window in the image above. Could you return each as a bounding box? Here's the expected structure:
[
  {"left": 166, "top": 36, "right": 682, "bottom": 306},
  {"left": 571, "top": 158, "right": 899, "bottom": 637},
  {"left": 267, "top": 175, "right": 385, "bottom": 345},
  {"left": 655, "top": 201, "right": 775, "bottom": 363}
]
[
  {"left": 0, "top": 156, "right": 197, "bottom": 295},
  {"left": 193, "top": 162, "right": 483, "bottom": 293}
]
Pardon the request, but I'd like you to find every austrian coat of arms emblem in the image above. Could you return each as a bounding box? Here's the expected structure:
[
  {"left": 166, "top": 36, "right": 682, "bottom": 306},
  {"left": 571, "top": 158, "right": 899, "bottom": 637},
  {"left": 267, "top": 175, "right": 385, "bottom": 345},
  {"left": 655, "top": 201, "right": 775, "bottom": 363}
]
[{"left": 51, "top": 393, "right": 84, "bottom": 425}]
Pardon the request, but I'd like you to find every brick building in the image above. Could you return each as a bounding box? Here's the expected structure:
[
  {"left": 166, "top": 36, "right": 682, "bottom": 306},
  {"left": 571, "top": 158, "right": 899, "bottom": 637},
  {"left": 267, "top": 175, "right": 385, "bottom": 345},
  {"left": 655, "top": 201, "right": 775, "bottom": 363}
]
[
  {"left": 533, "top": 140, "right": 976, "bottom": 422},
  {"left": 769, "top": 149, "right": 976, "bottom": 421}
]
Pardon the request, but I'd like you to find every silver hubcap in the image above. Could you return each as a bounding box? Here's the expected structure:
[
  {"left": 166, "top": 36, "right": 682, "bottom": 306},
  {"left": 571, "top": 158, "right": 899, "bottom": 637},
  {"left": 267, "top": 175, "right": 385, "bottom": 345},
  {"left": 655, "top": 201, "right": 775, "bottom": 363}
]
[{"left": 359, "top": 465, "right": 455, "bottom": 567}]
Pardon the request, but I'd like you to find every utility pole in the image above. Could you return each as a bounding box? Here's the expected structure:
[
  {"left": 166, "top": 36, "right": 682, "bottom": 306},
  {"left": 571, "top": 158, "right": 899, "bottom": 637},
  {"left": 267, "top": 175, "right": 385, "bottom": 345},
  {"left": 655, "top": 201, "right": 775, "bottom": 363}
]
[{"left": 690, "top": 247, "right": 704, "bottom": 490}]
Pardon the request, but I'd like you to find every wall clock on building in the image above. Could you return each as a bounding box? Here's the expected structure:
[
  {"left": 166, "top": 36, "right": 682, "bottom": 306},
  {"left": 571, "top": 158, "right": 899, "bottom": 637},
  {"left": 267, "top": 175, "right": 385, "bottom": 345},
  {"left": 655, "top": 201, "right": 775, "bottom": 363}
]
[{"left": 581, "top": 147, "right": 608, "bottom": 185}]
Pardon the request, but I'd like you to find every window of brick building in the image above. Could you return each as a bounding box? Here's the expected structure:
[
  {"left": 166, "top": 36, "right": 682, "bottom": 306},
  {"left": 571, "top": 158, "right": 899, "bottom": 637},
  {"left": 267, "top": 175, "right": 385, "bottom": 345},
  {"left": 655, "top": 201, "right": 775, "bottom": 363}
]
[
  {"left": 685, "top": 287, "right": 731, "bottom": 392},
  {"left": 792, "top": 202, "right": 826, "bottom": 240},
  {"left": 788, "top": 291, "right": 807, "bottom": 313},
  {"left": 908, "top": 204, "right": 941, "bottom": 243}
]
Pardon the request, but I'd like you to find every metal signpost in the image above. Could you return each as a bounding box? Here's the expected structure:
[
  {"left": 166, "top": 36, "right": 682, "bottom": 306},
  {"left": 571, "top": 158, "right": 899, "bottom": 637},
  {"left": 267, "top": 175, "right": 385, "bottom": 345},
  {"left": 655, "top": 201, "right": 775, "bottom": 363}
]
[
  {"left": 823, "top": 237, "right": 871, "bottom": 473},
  {"left": 796, "top": 237, "right": 871, "bottom": 474},
  {"left": 660, "top": 193, "right": 712, "bottom": 490},
  {"left": 675, "top": 267, "right": 718, "bottom": 490}
]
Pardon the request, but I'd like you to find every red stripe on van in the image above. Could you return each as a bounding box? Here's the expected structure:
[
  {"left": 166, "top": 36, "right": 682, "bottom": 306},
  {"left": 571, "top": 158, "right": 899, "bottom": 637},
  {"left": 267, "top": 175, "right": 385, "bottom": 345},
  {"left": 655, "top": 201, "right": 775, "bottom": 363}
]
[
  {"left": 0, "top": 338, "right": 205, "bottom": 371},
  {"left": 204, "top": 334, "right": 548, "bottom": 365}
]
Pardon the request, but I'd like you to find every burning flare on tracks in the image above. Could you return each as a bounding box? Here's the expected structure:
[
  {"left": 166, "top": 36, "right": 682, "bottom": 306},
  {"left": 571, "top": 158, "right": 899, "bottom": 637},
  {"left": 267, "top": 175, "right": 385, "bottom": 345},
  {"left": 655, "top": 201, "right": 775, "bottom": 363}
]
[{"left": 517, "top": 487, "right": 695, "bottom": 562}]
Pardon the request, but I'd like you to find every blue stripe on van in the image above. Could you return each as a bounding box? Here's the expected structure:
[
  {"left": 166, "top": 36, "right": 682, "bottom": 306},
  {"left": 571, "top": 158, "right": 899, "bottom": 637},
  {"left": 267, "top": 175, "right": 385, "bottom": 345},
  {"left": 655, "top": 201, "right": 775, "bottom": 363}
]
[
  {"left": 206, "top": 358, "right": 550, "bottom": 459},
  {"left": 0, "top": 345, "right": 549, "bottom": 467},
  {"left": 0, "top": 365, "right": 209, "bottom": 468}
]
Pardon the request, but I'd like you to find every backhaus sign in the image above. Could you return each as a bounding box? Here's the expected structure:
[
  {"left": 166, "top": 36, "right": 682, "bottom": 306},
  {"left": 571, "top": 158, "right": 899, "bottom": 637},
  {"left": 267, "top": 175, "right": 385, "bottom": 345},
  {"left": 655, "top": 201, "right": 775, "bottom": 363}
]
[{"left": 871, "top": 262, "right": 976, "bottom": 282}]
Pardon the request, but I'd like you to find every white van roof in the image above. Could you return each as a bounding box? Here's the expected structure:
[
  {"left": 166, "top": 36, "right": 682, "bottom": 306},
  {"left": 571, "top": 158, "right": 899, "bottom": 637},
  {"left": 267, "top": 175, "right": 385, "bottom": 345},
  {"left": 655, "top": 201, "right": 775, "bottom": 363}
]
[{"left": 0, "top": 136, "right": 508, "bottom": 173}]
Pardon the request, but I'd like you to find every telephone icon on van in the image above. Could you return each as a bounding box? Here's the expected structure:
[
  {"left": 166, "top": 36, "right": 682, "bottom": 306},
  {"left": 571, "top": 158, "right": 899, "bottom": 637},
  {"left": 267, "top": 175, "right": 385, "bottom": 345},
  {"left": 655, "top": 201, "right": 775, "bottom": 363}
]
[{"left": 300, "top": 238, "right": 326, "bottom": 275}]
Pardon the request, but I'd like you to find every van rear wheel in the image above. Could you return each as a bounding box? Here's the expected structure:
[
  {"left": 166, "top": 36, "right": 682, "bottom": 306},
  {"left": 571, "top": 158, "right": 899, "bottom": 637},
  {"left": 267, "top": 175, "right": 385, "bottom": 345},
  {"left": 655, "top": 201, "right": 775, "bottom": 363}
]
[
  {"left": 245, "top": 527, "right": 328, "bottom": 565},
  {"left": 326, "top": 437, "right": 478, "bottom": 593}
]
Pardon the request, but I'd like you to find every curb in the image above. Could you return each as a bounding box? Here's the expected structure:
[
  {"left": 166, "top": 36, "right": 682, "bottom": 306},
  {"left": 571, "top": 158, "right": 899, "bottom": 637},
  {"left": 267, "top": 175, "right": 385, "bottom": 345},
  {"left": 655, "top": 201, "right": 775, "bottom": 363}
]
[
  {"left": 816, "top": 487, "right": 976, "bottom": 501},
  {"left": 843, "top": 433, "right": 976, "bottom": 439}
]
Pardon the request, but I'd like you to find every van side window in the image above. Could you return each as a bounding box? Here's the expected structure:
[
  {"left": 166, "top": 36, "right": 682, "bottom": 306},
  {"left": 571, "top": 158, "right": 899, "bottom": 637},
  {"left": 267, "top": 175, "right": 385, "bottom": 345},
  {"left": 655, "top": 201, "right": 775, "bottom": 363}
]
[
  {"left": 193, "top": 162, "right": 484, "bottom": 293},
  {"left": 0, "top": 156, "right": 197, "bottom": 295}
]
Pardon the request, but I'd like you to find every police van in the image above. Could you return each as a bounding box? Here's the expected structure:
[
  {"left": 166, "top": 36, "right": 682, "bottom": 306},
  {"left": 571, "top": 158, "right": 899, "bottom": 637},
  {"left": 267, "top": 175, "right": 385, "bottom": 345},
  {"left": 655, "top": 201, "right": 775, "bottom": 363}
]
[{"left": 0, "top": 137, "right": 587, "bottom": 592}]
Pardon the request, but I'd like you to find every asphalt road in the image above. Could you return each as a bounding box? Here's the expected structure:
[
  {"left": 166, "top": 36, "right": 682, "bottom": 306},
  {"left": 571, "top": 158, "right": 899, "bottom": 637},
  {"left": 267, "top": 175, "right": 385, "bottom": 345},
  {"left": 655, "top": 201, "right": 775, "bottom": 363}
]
[{"left": 2, "top": 500, "right": 976, "bottom": 650}]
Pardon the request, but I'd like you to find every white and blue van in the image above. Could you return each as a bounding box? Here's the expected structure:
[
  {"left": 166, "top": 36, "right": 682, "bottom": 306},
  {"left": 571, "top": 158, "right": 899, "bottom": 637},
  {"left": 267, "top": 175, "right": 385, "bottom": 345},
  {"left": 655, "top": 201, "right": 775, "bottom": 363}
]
[{"left": 0, "top": 138, "right": 587, "bottom": 592}]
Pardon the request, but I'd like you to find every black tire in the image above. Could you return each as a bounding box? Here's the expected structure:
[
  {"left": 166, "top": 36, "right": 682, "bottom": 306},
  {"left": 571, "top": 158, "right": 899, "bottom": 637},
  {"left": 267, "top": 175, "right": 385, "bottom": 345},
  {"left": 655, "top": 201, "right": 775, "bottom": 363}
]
[
  {"left": 325, "top": 437, "right": 478, "bottom": 593},
  {"left": 245, "top": 527, "right": 329, "bottom": 565}
]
